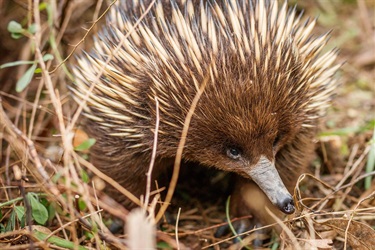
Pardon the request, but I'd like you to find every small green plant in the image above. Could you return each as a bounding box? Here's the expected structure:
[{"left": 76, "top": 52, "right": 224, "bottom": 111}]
[
  {"left": 27, "top": 193, "right": 49, "bottom": 225},
  {"left": 74, "top": 138, "right": 96, "bottom": 152},
  {"left": 1, "top": 4, "right": 56, "bottom": 93},
  {"left": 0, "top": 52, "right": 54, "bottom": 93},
  {"left": 0, "top": 193, "right": 50, "bottom": 232}
]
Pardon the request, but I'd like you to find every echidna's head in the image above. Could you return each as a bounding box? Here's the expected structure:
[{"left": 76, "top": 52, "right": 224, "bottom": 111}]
[
  {"left": 180, "top": 53, "right": 312, "bottom": 214},
  {"left": 72, "top": 0, "right": 340, "bottom": 214}
]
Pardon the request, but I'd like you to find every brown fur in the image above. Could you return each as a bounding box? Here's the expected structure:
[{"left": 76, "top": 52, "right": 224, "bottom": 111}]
[{"left": 73, "top": 0, "right": 339, "bottom": 233}]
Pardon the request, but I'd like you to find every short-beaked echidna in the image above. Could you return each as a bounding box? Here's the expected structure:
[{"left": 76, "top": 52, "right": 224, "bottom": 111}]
[{"left": 72, "top": 0, "right": 340, "bottom": 222}]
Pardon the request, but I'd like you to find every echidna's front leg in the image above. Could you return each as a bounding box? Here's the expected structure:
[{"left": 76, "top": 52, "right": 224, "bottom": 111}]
[{"left": 215, "top": 177, "right": 285, "bottom": 245}]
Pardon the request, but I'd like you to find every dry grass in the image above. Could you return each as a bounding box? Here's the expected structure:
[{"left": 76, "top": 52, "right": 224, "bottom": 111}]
[{"left": 0, "top": 0, "right": 374, "bottom": 249}]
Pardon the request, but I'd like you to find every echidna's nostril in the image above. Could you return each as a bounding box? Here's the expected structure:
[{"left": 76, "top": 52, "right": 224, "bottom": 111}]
[{"left": 278, "top": 196, "right": 295, "bottom": 214}]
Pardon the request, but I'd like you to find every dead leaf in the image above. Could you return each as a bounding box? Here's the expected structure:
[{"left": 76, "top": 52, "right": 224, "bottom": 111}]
[
  {"left": 73, "top": 129, "right": 89, "bottom": 148},
  {"left": 322, "top": 218, "right": 375, "bottom": 249},
  {"left": 300, "top": 238, "right": 333, "bottom": 249}
]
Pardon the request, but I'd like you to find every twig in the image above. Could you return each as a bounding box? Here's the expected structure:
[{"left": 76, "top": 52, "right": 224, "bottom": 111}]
[
  {"left": 266, "top": 207, "right": 302, "bottom": 250},
  {"left": 68, "top": 0, "right": 156, "bottom": 132},
  {"left": 16, "top": 166, "right": 33, "bottom": 249},
  {"left": 49, "top": 0, "right": 118, "bottom": 74},
  {"left": 155, "top": 67, "right": 210, "bottom": 223},
  {"left": 74, "top": 153, "right": 140, "bottom": 206},
  {"left": 335, "top": 145, "right": 370, "bottom": 189},
  {"left": 175, "top": 207, "right": 181, "bottom": 250},
  {"left": 344, "top": 191, "right": 375, "bottom": 250},
  {"left": 144, "top": 97, "right": 160, "bottom": 209}
]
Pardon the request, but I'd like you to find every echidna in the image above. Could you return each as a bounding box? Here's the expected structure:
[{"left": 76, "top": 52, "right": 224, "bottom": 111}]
[{"left": 72, "top": 0, "right": 339, "bottom": 225}]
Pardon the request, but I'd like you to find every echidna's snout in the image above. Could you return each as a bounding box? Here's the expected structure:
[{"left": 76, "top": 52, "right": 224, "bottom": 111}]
[
  {"left": 247, "top": 156, "right": 295, "bottom": 214},
  {"left": 279, "top": 196, "right": 295, "bottom": 214}
]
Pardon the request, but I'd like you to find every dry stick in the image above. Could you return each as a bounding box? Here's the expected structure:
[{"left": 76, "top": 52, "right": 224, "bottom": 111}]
[
  {"left": 168, "top": 215, "right": 253, "bottom": 237},
  {"left": 175, "top": 207, "right": 182, "bottom": 250},
  {"left": 53, "top": 211, "right": 69, "bottom": 240},
  {"left": 31, "top": 0, "right": 69, "bottom": 193},
  {"left": 357, "top": 0, "right": 372, "bottom": 38},
  {"left": 49, "top": 0, "right": 118, "bottom": 74},
  {"left": 68, "top": 0, "right": 156, "bottom": 130},
  {"left": 188, "top": 206, "right": 375, "bottom": 250},
  {"left": 72, "top": 211, "right": 126, "bottom": 248},
  {"left": 17, "top": 174, "right": 33, "bottom": 248},
  {"left": 144, "top": 97, "right": 160, "bottom": 209},
  {"left": 201, "top": 220, "right": 278, "bottom": 249},
  {"left": 44, "top": 209, "right": 103, "bottom": 242},
  {"left": 344, "top": 190, "right": 375, "bottom": 250},
  {"left": 266, "top": 207, "right": 303, "bottom": 250},
  {"left": 148, "top": 193, "right": 161, "bottom": 220},
  {"left": 26, "top": 75, "right": 44, "bottom": 140},
  {"left": 93, "top": 0, "right": 105, "bottom": 23},
  {"left": 32, "top": 5, "right": 84, "bottom": 230},
  {"left": 54, "top": 1, "right": 75, "bottom": 47},
  {"left": 32, "top": 1, "right": 124, "bottom": 243},
  {"left": 75, "top": 153, "right": 140, "bottom": 206},
  {"left": 32, "top": 1, "right": 66, "bottom": 138},
  {"left": 155, "top": 71, "right": 210, "bottom": 223},
  {"left": 305, "top": 213, "right": 317, "bottom": 248},
  {"left": 0, "top": 92, "right": 53, "bottom": 114},
  {"left": 336, "top": 145, "right": 370, "bottom": 189},
  {"left": 66, "top": 0, "right": 156, "bottom": 206},
  {"left": 295, "top": 173, "right": 336, "bottom": 211},
  {"left": 92, "top": 181, "right": 106, "bottom": 248},
  {"left": 316, "top": 146, "right": 371, "bottom": 211},
  {"left": 343, "top": 144, "right": 359, "bottom": 175},
  {"left": 306, "top": 171, "right": 375, "bottom": 213},
  {"left": 1, "top": 105, "right": 124, "bottom": 247},
  {"left": 298, "top": 169, "right": 370, "bottom": 212},
  {"left": 1, "top": 105, "right": 52, "bottom": 184}
]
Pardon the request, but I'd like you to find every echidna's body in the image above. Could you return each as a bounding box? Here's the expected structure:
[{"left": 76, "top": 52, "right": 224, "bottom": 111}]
[{"left": 72, "top": 0, "right": 339, "bottom": 224}]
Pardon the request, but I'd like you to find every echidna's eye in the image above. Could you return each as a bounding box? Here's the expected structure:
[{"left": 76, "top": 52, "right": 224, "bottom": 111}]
[{"left": 227, "top": 147, "right": 242, "bottom": 160}]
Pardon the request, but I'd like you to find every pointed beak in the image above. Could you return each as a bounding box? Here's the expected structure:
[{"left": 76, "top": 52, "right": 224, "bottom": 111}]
[{"left": 246, "top": 156, "right": 295, "bottom": 214}]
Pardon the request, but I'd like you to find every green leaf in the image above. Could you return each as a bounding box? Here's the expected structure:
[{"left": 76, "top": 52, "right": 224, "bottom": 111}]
[
  {"left": 14, "top": 206, "right": 25, "bottom": 222},
  {"left": 74, "top": 138, "right": 96, "bottom": 151},
  {"left": 156, "top": 242, "right": 173, "bottom": 249},
  {"left": 77, "top": 198, "right": 87, "bottom": 211},
  {"left": 16, "top": 64, "right": 37, "bottom": 92},
  {"left": 47, "top": 203, "right": 56, "bottom": 222},
  {"left": 0, "top": 60, "right": 35, "bottom": 69},
  {"left": 5, "top": 210, "right": 16, "bottom": 232},
  {"left": 43, "top": 54, "right": 54, "bottom": 61},
  {"left": 11, "top": 33, "right": 23, "bottom": 39},
  {"left": 80, "top": 169, "right": 89, "bottom": 183},
  {"left": 39, "top": 2, "right": 48, "bottom": 11},
  {"left": 27, "top": 23, "right": 38, "bottom": 34},
  {"left": 33, "top": 230, "right": 89, "bottom": 250},
  {"left": 14, "top": 206, "right": 26, "bottom": 228},
  {"left": 84, "top": 231, "right": 94, "bottom": 240},
  {"left": 225, "top": 196, "right": 251, "bottom": 250},
  {"left": 34, "top": 68, "right": 42, "bottom": 73},
  {"left": 0, "top": 197, "right": 23, "bottom": 208},
  {"left": 27, "top": 193, "right": 48, "bottom": 225},
  {"left": 0, "top": 223, "right": 5, "bottom": 233},
  {"left": 52, "top": 172, "right": 62, "bottom": 183},
  {"left": 7, "top": 20, "right": 24, "bottom": 33}
]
